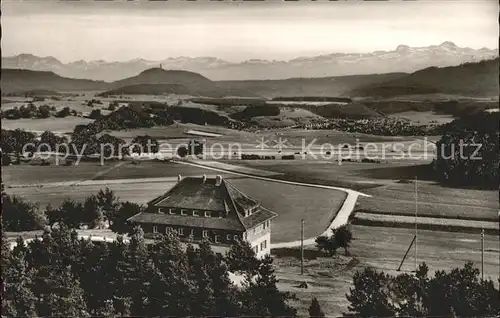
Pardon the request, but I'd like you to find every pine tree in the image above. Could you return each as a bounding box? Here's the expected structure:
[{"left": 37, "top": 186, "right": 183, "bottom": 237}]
[
  {"left": 2, "top": 238, "right": 37, "bottom": 317},
  {"left": 146, "top": 231, "right": 193, "bottom": 316},
  {"left": 36, "top": 265, "right": 88, "bottom": 317},
  {"left": 242, "top": 255, "right": 297, "bottom": 316},
  {"left": 308, "top": 297, "right": 325, "bottom": 317}
]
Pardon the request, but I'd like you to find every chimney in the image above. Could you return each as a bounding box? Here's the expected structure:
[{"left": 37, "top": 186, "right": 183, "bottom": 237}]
[
  {"left": 202, "top": 174, "right": 207, "bottom": 183},
  {"left": 215, "top": 175, "right": 223, "bottom": 186},
  {"left": 177, "top": 174, "right": 182, "bottom": 182}
]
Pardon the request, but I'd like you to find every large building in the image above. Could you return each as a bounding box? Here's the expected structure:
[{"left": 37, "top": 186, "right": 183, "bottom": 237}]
[{"left": 127, "top": 175, "right": 277, "bottom": 258}]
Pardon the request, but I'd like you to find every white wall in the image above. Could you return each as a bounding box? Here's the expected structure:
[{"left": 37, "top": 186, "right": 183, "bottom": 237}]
[{"left": 247, "top": 231, "right": 271, "bottom": 259}]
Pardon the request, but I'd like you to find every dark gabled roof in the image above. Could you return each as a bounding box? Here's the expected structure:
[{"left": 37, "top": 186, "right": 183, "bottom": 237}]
[
  {"left": 224, "top": 180, "right": 260, "bottom": 214},
  {"left": 127, "top": 212, "right": 245, "bottom": 231},
  {"left": 240, "top": 206, "right": 277, "bottom": 229},
  {"left": 142, "top": 176, "right": 277, "bottom": 231},
  {"left": 149, "top": 177, "right": 243, "bottom": 213}
]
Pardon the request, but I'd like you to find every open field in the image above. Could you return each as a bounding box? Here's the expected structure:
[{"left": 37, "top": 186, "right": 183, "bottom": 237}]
[
  {"left": 353, "top": 212, "right": 499, "bottom": 234},
  {"left": 5, "top": 170, "right": 347, "bottom": 243},
  {"left": 2, "top": 162, "right": 117, "bottom": 185},
  {"left": 274, "top": 225, "right": 500, "bottom": 316},
  {"left": 228, "top": 160, "right": 498, "bottom": 222},
  {"left": 388, "top": 111, "right": 455, "bottom": 125},
  {"left": 1, "top": 116, "right": 93, "bottom": 133},
  {"left": 357, "top": 181, "right": 498, "bottom": 221},
  {"left": 92, "top": 161, "right": 221, "bottom": 180},
  {"left": 229, "top": 159, "right": 432, "bottom": 190}
]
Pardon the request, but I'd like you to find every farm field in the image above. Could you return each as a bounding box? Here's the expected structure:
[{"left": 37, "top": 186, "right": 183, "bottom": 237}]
[
  {"left": 2, "top": 162, "right": 117, "bottom": 185},
  {"left": 228, "top": 160, "right": 498, "bottom": 221},
  {"left": 353, "top": 212, "right": 499, "bottom": 234},
  {"left": 92, "top": 161, "right": 221, "bottom": 180},
  {"left": 228, "top": 159, "right": 433, "bottom": 190},
  {"left": 1, "top": 116, "right": 93, "bottom": 133},
  {"left": 388, "top": 111, "right": 455, "bottom": 125},
  {"left": 274, "top": 225, "right": 500, "bottom": 316},
  {"left": 357, "top": 181, "right": 498, "bottom": 221},
  {"left": 5, "top": 172, "right": 348, "bottom": 243}
]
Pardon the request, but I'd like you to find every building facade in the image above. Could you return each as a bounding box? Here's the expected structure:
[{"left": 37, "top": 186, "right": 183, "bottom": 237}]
[{"left": 127, "top": 175, "right": 276, "bottom": 258}]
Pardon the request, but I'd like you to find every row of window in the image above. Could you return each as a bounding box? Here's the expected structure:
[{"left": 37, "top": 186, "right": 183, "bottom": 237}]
[
  {"left": 151, "top": 225, "right": 240, "bottom": 243},
  {"left": 158, "top": 208, "right": 222, "bottom": 218},
  {"left": 252, "top": 240, "right": 268, "bottom": 254},
  {"left": 252, "top": 220, "right": 271, "bottom": 235}
]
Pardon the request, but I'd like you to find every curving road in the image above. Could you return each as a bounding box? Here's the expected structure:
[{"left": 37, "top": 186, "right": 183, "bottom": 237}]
[
  {"left": 175, "top": 160, "right": 371, "bottom": 248},
  {"left": 8, "top": 160, "right": 370, "bottom": 249}
]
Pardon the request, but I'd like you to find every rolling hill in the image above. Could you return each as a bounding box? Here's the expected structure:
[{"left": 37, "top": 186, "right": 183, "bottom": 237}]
[
  {"left": 216, "top": 73, "right": 407, "bottom": 98},
  {"left": 102, "top": 68, "right": 254, "bottom": 97},
  {"left": 0, "top": 69, "right": 109, "bottom": 94},
  {"left": 350, "top": 58, "right": 500, "bottom": 98}
]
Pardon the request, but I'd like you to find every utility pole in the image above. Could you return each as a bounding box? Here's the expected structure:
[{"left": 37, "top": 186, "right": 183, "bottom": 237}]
[
  {"left": 300, "top": 219, "right": 304, "bottom": 275},
  {"left": 481, "top": 227, "right": 484, "bottom": 280},
  {"left": 415, "top": 176, "right": 418, "bottom": 272}
]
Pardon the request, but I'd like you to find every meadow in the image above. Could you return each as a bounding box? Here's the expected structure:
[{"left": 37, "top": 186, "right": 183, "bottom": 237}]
[
  {"left": 356, "top": 182, "right": 498, "bottom": 221},
  {"left": 4, "top": 163, "right": 348, "bottom": 243},
  {"left": 274, "top": 224, "right": 500, "bottom": 316}
]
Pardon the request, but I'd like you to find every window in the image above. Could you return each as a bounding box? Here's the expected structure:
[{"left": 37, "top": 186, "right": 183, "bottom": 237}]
[
  {"left": 227, "top": 234, "right": 232, "bottom": 241},
  {"left": 178, "top": 228, "right": 184, "bottom": 236},
  {"left": 158, "top": 208, "right": 165, "bottom": 214},
  {"left": 253, "top": 246, "right": 258, "bottom": 254},
  {"left": 215, "top": 235, "right": 220, "bottom": 243},
  {"left": 263, "top": 221, "right": 266, "bottom": 229},
  {"left": 169, "top": 208, "right": 174, "bottom": 214},
  {"left": 193, "top": 210, "right": 199, "bottom": 216},
  {"left": 234, "top": 234, "right": 239, "bottom": 241},
  {"left": 181, "top": 209, "right": 187, "bottom": 216},
  {"left": 202, "top": 230, "right": 209, "bottom": 238},
  {"left": 152, "top": 225, "right": 158, "bottom": 233},
  {"left": 261, "top": 240, "right": 267, "bottom": 250},
  {"left": 204, "top": 211, "right": 211, "bottom": 217}
]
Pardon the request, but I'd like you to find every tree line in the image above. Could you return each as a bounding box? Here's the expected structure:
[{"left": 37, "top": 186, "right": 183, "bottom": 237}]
[
  {"left": 346, "top": 262, "right": 499, "bottom": 317},
  {"left": 2, "top": 187, "right": 140, "bottom": 234},
  {"left": 1, "top": 129, "right": 162, "bottom": 164},
  {"left": 0, "top": 104, "right": 77, "bottom": 120},
  {"left": 433, "top": 112, "right": 499, "bottom": 189},
  {"left": 1, "top": 224, "right": 297, "bottom": 317}
]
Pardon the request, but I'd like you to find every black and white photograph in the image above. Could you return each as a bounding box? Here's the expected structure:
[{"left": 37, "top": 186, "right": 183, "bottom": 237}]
[{"left": 1, "top": 0, "right": 499, "bottom": 316}]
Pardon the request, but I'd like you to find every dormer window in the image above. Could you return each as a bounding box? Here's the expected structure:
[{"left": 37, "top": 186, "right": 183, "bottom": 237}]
[
  {"left": 181, "top": 209, "right": 187, "bottom": 216},
  {"left": 204, "top": 211, "right": 211, "bottom": 217},
  {"left": 169, "top": 208, "right": 174, "bottom": 214},
  {"left": 193, "top": 210, "right": 199, "bottom": 216}
]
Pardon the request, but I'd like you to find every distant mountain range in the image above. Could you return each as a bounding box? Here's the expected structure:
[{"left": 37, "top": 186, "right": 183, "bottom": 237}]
[{"left": 3, "top": 42, "right": 498, "bottom": 81}]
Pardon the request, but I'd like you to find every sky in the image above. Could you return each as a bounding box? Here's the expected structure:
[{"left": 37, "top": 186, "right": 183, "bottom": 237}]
[{"left": 2, "top": 0, "right": 498, "bottom": 63}]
